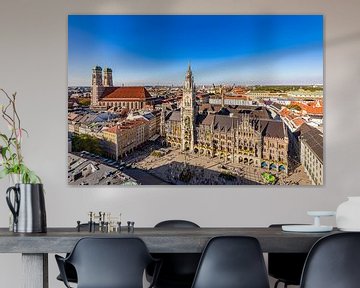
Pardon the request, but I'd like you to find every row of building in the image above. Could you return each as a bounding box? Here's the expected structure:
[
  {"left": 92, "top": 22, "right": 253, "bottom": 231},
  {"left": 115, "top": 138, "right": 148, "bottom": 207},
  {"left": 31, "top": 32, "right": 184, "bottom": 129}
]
[
  {"left": 265, "top": 101, "right": 323, "bottom": 184},
  {"left": 69, "top": 107, "right": 161, "bottom": 160},
  {"left": 245, "top": 89, "right": 323, "bottom": 99},
  {"left": 102, "top": 110, "right": 161, "bottom": 159}
]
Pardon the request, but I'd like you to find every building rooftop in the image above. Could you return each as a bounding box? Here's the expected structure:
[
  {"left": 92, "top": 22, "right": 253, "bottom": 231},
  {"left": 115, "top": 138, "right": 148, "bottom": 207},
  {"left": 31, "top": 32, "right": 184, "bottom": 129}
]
[
  {"left": 72, "top": 112, "right": 118, "bottom": 125},
  {"left": 168, "top": 110, "right": 181, "bottom": 122},
  {"left": 300, "top": 124, "right": 323, "bottom": 162},
  {"left": 104, "top": 119, "right": 147, "bottom": 134},
  {"left": 292, "top": 117, "right": 306, "bottom": 127},
  {"left": 68, "top": 153, "right": 137, "bottom": 185},
  {"left": 292, "top": 100, "right": 323, "bottom": 116},
  {"left": 271, "top": 102, "right": 283, "bottom": 110},
  {"left": 259, "top": 120, "right": 286, "bottom": 138},
  {"left": 101, "top": 87, "right": 152, "bottom": 101},
  {"left": 199, "top": 114, "right": 286, "bottom": 139},
  {"left": 198, "top": 104, "right": 222, "bottom": 114},
  {"left": 198, "top": 104, "right": 270, "bottom": 119}
]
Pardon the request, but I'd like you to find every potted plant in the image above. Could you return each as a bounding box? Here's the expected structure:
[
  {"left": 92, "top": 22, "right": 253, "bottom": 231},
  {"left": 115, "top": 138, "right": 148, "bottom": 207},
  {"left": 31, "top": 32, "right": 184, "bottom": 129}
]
[
  {"left": 0, "top": 89, "right": 46, "bottom": 233},
  {"left": 0, "top": 89, "right": 40, "bottom": 183}
]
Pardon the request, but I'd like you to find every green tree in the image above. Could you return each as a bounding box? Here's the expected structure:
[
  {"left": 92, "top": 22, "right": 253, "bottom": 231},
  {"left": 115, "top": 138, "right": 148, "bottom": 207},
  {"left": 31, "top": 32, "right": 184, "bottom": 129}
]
[
  {"left": 77, "top": 98, "right": 91, "bottom": 106},
  {"left": 72, "top": 134, "right": 103, "bottom": 156},
  {"left": 287, "top": 104, "right": 302, "bottom": 111}
]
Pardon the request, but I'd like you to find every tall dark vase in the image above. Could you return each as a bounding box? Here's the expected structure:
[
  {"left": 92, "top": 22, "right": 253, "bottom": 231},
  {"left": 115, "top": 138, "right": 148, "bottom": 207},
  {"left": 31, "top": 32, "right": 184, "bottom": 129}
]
[{"left": 6, "top": 183, "right": 47, "bottom": 233}]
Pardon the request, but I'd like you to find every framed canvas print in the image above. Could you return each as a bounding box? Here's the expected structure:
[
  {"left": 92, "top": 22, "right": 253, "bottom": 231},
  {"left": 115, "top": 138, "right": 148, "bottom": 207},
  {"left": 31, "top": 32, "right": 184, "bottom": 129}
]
[{"left": 68, "top": 15, "right": 323, "bottom": 186}]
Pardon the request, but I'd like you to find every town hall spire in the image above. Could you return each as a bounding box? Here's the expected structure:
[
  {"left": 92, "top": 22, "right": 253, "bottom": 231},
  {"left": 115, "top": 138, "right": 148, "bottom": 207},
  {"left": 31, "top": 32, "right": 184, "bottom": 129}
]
[{"left": 181, "top": 64, "right": 197, "bottom": 152}]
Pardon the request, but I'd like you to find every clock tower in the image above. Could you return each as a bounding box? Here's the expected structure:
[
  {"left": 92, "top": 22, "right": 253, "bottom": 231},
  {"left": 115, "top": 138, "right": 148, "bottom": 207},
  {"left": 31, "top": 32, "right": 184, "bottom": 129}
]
[{"left": 181, "top": 64, "right": 197, "bottom": 152}]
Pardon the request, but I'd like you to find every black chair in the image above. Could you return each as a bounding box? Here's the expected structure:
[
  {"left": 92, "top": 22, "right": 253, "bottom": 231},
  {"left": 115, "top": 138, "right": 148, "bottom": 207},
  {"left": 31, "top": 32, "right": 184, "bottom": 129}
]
[
  {"left": 56, "top": 223, "right": 99, "bottom": 284},
  {"left": 268, "top": 224, "right": 308, "bottom": 288},
  {"left": 154, "top": 220, "right": 200, "bottom": 229},
  {"left": 56, "top": 262, "right": 77, "bottom": 284},
  {"left": 55, "top": 237, "right": 160, "bottom": 288},
  {"left": 147, "top": 220, "right": 201, "bottom": 288},
  {"left": 300, "top": 232, "right": 360, "bottom": 288},
  {"left": 191, "top": 236, "right": 270, "bottom": 288}
]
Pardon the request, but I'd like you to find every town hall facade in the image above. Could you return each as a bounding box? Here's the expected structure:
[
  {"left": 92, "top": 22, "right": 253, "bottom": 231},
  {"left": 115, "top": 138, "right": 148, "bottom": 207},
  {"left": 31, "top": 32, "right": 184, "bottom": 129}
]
[{"left": 162, "top": 65, "right": 290, "bottom": 173}]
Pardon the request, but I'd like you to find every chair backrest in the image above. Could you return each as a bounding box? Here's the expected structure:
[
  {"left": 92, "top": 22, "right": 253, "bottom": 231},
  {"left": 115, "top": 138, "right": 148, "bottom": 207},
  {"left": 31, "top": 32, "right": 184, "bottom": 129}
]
[
  {"left": 191, "top": 236, "right": 270, "bottom": 288},
  {"left": 155, "top": 220, "right": 200, "bottom": 228},
  {"left": 153, "top": 220, "right": 201, "bottom": 281},
  {"left": 300, "top": 232, "right": 360, "bottom": 288},
  {"left": 67, "top": 237, "right": 153, "bottom": 288}
]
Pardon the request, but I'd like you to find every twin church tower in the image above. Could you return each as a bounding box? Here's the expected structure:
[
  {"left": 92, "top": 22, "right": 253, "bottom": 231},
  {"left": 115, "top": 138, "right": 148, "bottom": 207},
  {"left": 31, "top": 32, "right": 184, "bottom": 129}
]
[{"left": 91, "top": 66, "right": 113, "bottom": 106}]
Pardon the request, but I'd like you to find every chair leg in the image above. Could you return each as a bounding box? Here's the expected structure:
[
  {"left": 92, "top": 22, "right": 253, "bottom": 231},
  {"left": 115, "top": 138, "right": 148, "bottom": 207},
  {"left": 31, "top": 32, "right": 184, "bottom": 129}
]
[
  {"left": 274, "top": 280, "right": 290, "bottom": 288},
  {"left": 274, "top": 280, "right": 281, "bottom": 288}
]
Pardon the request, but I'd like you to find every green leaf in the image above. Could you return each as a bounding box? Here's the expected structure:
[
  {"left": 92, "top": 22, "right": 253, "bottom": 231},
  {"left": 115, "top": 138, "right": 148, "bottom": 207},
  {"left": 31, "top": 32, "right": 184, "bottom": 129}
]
[
  {"left": 19, "top": 164, "right": 41, "bottom": 184},
  {"left": 0, "top": 133, "right": 9, "bottom": 142},
  {"left": 28, "top": 171, "right": 41, "bottom": 184},
  {"left": 11, "top": 164, "right": 20, "bottom": 174},
  {"left": 0, "top": 168, "right": 9, "bottom": 179},
  {"left": 0, "top": 146, "right": 8, "bottom": 158}
]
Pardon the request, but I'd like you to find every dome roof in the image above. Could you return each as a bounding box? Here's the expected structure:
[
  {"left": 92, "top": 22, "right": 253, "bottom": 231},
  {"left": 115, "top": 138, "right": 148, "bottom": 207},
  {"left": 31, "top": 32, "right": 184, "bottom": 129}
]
[
  {"left": 103, "top": 67, "right": 112, "bottom": 72},
  {"left": 93, "top": 65, "right": 102, "bottom": 71}
]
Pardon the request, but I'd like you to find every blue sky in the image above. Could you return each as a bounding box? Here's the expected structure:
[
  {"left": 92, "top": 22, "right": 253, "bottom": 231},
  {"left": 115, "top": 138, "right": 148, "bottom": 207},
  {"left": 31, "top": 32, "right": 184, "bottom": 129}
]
[{"left": 68, "top": 15, "right": 323, "bottom": 86}]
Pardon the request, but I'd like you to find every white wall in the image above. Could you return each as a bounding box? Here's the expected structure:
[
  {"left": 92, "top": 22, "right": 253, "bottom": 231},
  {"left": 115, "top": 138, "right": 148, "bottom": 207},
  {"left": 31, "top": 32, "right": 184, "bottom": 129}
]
[{"left": 1, "top": 0, "right": 360, "bottom": 287}]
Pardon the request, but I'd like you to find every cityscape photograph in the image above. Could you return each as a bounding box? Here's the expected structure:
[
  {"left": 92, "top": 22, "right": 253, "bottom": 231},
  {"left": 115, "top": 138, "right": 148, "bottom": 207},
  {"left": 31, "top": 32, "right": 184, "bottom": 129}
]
[{"left": 68, "top": 15, "right": 323, "bottom": 185}]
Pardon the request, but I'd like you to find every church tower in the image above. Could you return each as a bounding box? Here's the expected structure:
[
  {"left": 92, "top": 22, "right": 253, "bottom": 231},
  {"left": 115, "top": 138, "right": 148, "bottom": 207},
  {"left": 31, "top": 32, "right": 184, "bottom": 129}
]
[
  {"left": 103, "top": 67, "right": 113, "bottom": 87},
  {"left": 91, "top": 66, "right": 104, "bottom": 106},
  {"left": 181, "top": 64, "right": 197, "bottom": 152}
]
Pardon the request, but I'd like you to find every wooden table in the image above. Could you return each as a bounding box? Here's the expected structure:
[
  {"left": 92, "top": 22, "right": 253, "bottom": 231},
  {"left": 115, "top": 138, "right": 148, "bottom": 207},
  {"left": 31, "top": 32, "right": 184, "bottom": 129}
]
[{"left": 0, "top": 227, "right": 339, "bottom": 288}]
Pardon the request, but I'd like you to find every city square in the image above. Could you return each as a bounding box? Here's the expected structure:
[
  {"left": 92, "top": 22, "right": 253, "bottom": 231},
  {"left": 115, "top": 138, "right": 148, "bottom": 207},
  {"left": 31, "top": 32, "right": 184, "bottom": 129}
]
[{"left": 123, "top": 144, "right": 312, "bottom": 185}]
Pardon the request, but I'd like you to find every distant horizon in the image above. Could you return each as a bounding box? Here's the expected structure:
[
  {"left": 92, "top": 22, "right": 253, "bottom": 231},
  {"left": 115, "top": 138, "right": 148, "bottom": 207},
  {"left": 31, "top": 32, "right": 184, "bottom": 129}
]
[
  {"left": 68, "top": 82, "right": 324, "bottom": 88},
  {"left": 68, "top": 15, "right": 323, "bottom": 86}
]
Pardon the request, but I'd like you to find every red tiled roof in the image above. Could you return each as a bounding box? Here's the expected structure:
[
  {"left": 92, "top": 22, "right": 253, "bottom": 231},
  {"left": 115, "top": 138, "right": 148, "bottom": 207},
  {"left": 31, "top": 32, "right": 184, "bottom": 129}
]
[
  {"left": 292, "top": 118, "right": 306, "bottom": 127},
  {"left": 291, "top": 100, "right": 323, "bottom": 116},
  {"left": 279, "top": 107, "right": 291, "bottom": 117},
  {"left": 104, "top": 119, "right": 147, "bottom": 134},
  {"left": 101, "top": 87, "right": 152, "bottom": 101},
  {"left": 105, "top": 126, "right": 118, "bottom": 134},
  {"left": 68, "top": 112, "right": 80, "bottom": 121},
  {"left": 233, "top": 87, "right": 247, "bottom": 94}
]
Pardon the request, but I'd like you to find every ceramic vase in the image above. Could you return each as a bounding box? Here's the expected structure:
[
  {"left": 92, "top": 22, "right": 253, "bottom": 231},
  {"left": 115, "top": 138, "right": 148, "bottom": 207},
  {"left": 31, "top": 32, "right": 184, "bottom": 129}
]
[
  {"left": 336, "top": 197, "right": 360, "bottom": 231},
  {"left": 6, "top": 183, "right": 47, "bottom": 233},
  {"left": 7, "top": 174, "right": 22, "bottom": 231}
]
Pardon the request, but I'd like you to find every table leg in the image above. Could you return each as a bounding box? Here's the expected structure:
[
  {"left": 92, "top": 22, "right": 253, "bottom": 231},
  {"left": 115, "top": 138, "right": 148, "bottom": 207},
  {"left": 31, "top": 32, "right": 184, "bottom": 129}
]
[{"left": 22, "top": 253, "right": 48, "bottom": 288}]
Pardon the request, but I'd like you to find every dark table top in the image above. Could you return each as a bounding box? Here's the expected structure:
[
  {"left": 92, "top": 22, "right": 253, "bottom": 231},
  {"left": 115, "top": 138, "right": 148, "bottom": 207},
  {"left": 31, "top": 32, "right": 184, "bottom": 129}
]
[{"left": 0, "top": 227, "right": 340, "bottom": 253}]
